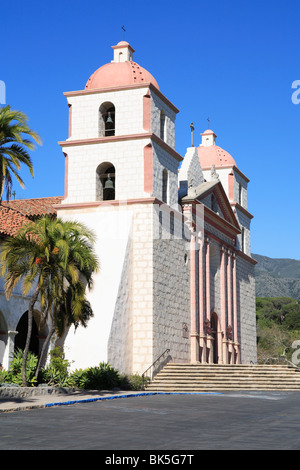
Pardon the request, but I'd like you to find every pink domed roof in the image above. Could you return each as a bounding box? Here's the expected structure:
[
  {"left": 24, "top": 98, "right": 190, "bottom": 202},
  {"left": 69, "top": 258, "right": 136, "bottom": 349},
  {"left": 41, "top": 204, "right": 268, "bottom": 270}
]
[
  {"left": 85, "top": 61, "right": 160, "bottom": 91},
  {"left": 197, "top": 145, "right": 236, "bottom": 169}
]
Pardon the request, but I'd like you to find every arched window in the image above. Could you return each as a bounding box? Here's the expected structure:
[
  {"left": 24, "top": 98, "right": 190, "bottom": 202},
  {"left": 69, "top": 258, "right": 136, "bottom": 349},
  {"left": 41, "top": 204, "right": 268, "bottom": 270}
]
[
  {"left": 238, "top": 183, "right": 242, "bottom": 205},
  {"left": 160, "top": 110, "right": 165, "bottom": 140},
  {"left": 170, "top": 211, "right": 175, "bottom": 239},
  {"left": 99, "top": 102, "right": 115, "bottom": 137},
  {"left": 162, "top": 169, "right": 168, "bottom": 204},
  {"left": 241, "top": 227, "right": 245, "bottom": 253},
  {"left": 96, "top": 162, "right": 116, "bottom": 201}
]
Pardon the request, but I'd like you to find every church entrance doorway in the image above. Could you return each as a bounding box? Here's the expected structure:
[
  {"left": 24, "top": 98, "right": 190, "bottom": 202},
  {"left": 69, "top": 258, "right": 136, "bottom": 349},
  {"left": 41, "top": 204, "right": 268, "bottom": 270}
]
[
  {"left": 15, "top": 312, "right": 39, "bottom": 357},
  {"left": 211, "top": 312, "right": 219, "bottom": 364}
]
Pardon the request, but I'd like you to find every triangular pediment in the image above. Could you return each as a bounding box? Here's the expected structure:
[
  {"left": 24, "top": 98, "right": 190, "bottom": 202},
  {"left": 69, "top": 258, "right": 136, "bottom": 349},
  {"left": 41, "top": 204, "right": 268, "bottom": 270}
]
[{"left": 181, "top": 180, "right": 240, "bottom": 232}]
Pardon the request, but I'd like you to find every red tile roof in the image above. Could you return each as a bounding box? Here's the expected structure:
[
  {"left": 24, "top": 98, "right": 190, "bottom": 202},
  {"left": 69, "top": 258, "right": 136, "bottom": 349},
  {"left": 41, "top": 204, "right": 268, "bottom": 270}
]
[{"left": 0, "top": 196, "right": 63, "bottom": 237}]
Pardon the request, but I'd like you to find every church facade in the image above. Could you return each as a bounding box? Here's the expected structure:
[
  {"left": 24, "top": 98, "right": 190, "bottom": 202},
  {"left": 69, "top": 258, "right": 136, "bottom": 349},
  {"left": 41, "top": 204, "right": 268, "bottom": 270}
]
[{"left": 0, "top": 41, "right": 257, "bottom": 375}]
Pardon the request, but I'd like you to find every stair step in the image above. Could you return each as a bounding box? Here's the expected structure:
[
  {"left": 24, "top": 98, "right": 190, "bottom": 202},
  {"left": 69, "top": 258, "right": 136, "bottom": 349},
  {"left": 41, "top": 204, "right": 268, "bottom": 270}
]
[{"left": 145, "top": 363, "right": 300, "bottom": 392}]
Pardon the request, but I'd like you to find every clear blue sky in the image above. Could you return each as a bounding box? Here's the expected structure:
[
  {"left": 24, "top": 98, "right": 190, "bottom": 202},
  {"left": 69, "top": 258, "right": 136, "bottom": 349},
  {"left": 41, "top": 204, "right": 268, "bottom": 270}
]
[{"left": 1, "top": 0, "right": 300, "bottom": 259}]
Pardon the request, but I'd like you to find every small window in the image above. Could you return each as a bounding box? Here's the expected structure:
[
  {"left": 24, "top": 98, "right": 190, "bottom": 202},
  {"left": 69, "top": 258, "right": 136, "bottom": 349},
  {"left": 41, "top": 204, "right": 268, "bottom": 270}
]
[
  {"left": 99, "top": 102, "right": 115, "bottom": 137},
  {"left": 241, "top": 227, "right": 245, "bottom": 252},
  {"left": 160, "top": 110, "right": 165, "bottom": 140},
  {"left": 96, "top": 162, "right": 115, "bottom": 201},
  {"left": 238, "top": 183, "right": 242, "bottom": 205},
  {"left": 162, "top": 169, "right": 168, "bottom": 204},
  {"left": 170, "top": 211, "right": 174, "bottom": 239}
]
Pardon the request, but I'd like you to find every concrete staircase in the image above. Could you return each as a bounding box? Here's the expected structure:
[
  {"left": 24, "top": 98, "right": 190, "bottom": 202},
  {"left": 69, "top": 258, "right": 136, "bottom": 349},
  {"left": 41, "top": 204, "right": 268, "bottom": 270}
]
[{"left": 146, "top": 363, "right": 300, "bottom": 392}]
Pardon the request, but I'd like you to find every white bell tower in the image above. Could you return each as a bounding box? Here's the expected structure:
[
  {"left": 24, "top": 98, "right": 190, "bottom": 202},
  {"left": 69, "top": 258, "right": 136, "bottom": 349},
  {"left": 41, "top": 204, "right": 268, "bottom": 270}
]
[{"left": 56, "top": 42, "right": 188, "bottom": 375}]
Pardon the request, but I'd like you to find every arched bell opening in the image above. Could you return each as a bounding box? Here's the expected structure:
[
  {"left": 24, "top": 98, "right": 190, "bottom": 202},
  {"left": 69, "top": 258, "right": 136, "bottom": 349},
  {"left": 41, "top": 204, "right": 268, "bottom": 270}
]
[
  {"left": 99, "top": 102, "right": 115, "bottom": 137},
  {"left": 96, "top": 162, "right": 116, "bottom": 201}
]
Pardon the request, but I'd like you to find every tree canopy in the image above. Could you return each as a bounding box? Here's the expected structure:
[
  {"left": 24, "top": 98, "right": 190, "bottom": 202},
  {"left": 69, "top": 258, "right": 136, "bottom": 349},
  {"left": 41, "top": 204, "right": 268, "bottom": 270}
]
[{"left": 0, "top": 105, "right": 41, "bottom": 201}]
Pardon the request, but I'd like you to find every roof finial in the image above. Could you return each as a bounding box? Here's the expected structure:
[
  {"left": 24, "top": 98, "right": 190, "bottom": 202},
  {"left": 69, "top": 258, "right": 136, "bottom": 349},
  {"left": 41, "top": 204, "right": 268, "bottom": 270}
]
[
  {"left": 207, "top": 117, "right": 210, "bottom": 129},
  {"left": 190, "top": 122, "right": 195, "bottom": 147},
  {"left": 122, "top": 25, "right": 126, "bottom": 41}
]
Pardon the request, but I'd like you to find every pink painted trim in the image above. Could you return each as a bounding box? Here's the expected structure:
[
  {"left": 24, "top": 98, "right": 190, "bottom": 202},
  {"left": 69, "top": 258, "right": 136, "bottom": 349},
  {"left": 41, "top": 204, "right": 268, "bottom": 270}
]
[
  {"left": 198, "top": 242, "right": 204, "bottom": 335},
  {"left": 54, "top": 197, "right": 159, "bottom": 211},
  {"left": 205, "top": 212, "right": 240, "bottom": 239},
  {"left": 232, "top": 255, "right": 238, "bottom": 344},
  {"left": 64, "top": 83, "right": 150, "bottom": 96},
  {"left": 68, "top": 104, "right": 72, "bottom": 138},
  {"left": 220, "top": 247, "right": 227, "bottom": 363},
  {"left": 227, "top": 252, "right": 233, "bottom": 332},
  {"left": 144, "top": 143, "right": 153, "bottom": 194},
  {"left": 59, "top": 133, "right": 153, "bottom": 147},
  {"left": 184, "top": 181, "right": 240, "bottom": 230},
  {"left": 59, "top": 133, "right": 183, "bottom": 162},
  {"left": 143, "top": 92, "right": 151, "bottom": 132},
  {"left": 64, "top": 83, "right": 179, "bottom": 114},
  {"left": 111, "top": 44, "right": 135, "bottom": 53},
  {"left": 190, "top": 232, "right": 199, "bottom": 363},
  {"left": 205, "top": 240, "right": 211, "bottom": 323},
  {"left": 231, "top": 202, "right": 254, "bottom": 219},
  {"left": 228, "top": 171, "right": 234, "bottom": 201},
  {"left": 63, "top": 153, "right": 68, "bottom": 199}
]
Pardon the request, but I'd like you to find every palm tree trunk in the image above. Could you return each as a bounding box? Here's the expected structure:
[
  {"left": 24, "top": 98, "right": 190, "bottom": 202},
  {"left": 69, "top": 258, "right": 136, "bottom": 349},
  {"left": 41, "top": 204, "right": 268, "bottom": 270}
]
[
  {"left": 0, "top": 175, "right": 5, "bottom": 202},
  {"left": 35, "top": 325, "right": 55, "bottom": 379},
  {"left": 22, "top": 284, "right": 40, "bottom": 387}
]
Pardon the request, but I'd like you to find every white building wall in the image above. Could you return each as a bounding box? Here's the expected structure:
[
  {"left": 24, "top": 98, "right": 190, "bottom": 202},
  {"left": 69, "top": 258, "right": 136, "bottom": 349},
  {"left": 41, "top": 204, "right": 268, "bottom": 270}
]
[
  {"left": 63, "top": 138, "right": 151, "bottom": 204},
  {"left": 57, "top": 202, "right": 156, "bottom": 375},
  {"left": 68, "top": 87, "right": 146, "bottom": 140}
]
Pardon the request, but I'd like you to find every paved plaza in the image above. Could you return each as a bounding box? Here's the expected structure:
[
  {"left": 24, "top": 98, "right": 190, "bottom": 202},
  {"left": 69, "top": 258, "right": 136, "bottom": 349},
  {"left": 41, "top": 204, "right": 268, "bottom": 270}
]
[{"left": 1, "top": 391, "right": 300, "bottom": 451}]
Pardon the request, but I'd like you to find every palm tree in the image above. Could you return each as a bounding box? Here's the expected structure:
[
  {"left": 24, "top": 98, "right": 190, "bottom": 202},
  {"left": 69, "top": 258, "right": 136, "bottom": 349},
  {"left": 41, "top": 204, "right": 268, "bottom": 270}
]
[
  {"left": 0, "top": 216, "right": 99, "bottom": 386},
  {"left": 35, "top": 283, "right": 94, "bottom": 380},
  {"left": 0, "top": 105, "right": 41, "bottom": 201}
]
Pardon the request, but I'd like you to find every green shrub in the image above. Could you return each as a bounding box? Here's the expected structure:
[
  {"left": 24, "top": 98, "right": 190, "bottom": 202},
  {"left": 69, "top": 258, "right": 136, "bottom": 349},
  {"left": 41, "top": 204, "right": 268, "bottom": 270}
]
[
  {"left": 6, "top": 348, "right": 38, "bottom": 387},
  {"left": 0, "top": 368, "right": 11, "bottom": 385},
  {"left": 38, "top": 347, "right": 72, "bottom": 387},
  {"left": 70, "top": 362, "right": 120, "bottom": 390},
  {"left": 119, "top": 373, "right": 145, "bottom": 390}
]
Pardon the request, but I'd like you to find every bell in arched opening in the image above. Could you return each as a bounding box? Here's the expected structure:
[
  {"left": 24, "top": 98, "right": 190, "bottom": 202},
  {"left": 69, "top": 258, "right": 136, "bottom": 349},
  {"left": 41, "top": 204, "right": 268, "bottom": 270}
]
[
  {"left": 96, "top": 163, "right": 116, "bottom": 201},
  {"left": 103, "top": 173, "right": 115, "bottom": 201},
  {"left": 99, "top": 102, "right": 115, "bottom": 137}
]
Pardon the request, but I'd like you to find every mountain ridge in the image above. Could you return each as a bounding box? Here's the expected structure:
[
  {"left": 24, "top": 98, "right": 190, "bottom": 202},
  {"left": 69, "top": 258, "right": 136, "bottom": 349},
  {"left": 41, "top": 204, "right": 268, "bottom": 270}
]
[{"left": 252, "top": 253, "right": 300, "bottom": 299}]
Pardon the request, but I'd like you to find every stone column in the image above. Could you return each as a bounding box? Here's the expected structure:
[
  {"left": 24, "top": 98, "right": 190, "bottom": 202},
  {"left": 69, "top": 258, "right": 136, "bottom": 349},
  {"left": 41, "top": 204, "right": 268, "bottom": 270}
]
[
  {"left": 232, "top": 253, "right": 240, "bottom": 363},
  {"left": 205, "top": 238, "right": 213, "bottom": 363},
  {"left": 227, "top": 250, "right": 233, "bottom": 363},
  {"left": 205, "top": 238, "right": 211, "bottom": 321},
  {"left": 220, "top": 246, "right": 228, "bottom": 364},
  {"left": 190, "top": 230, "right": 199, "bottom": 363},
  {"left": 198, "top": 232, "right": 206, "bottom": 363},
  {"left": 6, "top": 330, "right": 18, "bottom": 370}
]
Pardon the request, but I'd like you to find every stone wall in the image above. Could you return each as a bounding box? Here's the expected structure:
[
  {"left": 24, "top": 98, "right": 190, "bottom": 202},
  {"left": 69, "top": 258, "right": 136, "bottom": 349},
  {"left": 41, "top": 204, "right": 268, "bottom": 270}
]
[
  {"left": 237, "top": 255, "right": 257, "bottom": 364},
  {"left": 152, "top": 205, "right": 190, "bottom": 365}
]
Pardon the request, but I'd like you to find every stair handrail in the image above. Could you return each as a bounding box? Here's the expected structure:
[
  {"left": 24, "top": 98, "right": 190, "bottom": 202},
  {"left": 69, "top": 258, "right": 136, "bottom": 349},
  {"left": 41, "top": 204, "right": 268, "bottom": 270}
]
[{"left": 141, "top": 348, "right": 171, "bottom": 390}]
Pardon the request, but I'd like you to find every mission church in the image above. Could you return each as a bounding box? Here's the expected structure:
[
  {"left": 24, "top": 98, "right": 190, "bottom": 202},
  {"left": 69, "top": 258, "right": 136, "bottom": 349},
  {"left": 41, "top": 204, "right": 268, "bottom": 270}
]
[{"left": 0, "top": 41, "right": 257, "bottom": 375}]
